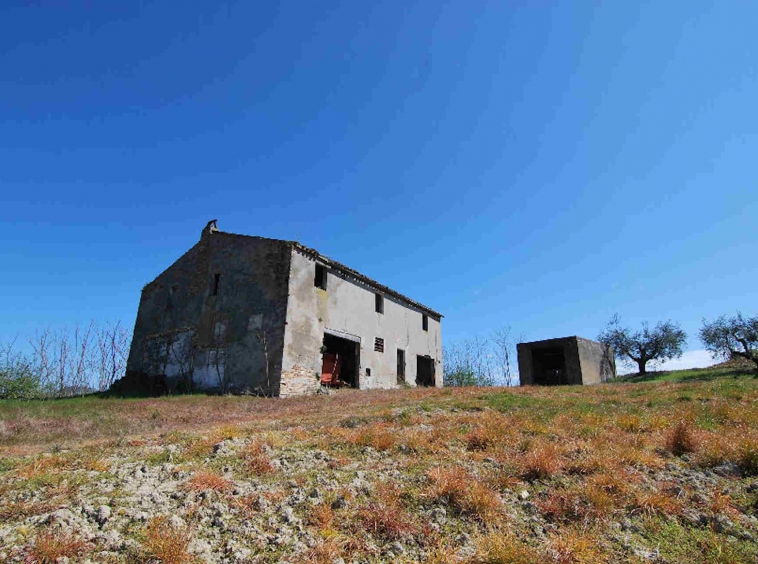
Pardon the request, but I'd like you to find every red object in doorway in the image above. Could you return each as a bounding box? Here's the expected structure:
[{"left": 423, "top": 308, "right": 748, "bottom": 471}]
[{"left": 321, "top": 353, "right": 344, "bottom": 386}]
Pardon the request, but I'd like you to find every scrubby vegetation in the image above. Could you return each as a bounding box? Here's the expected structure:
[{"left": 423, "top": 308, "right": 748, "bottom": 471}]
[
  {"left": 1, "top": 367, "right": 758, "bottom": 562},
  {"left": 0, "top": 321, "right": 129, "bottom": 399}
]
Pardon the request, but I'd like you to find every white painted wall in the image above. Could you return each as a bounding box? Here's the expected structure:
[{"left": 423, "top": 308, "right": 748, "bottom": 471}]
[{"left": 281, "top": 248, "right": 442, "bottom": 390}]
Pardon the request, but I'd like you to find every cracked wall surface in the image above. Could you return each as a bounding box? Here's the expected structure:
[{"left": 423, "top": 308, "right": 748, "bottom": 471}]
[{"left": 125, "top": 231, "right": 291, "bottom": 395}]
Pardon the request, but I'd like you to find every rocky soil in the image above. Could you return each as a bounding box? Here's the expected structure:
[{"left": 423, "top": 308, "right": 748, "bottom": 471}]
[{"left": 1, "top": 379, "right": 758, "bottom": 563}]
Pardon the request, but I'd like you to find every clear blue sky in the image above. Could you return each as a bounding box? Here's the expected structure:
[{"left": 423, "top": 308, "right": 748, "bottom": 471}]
[{"left": 1, "top": 1, "right": 756, "bottom": 362}]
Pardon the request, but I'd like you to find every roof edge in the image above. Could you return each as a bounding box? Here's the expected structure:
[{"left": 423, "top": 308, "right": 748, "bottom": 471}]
[
  {"left": 290, "top": 241, "right": 443, "bottom": 319},
  {"left": 200, "top": 229, "right": 443, "bottom": 319}
]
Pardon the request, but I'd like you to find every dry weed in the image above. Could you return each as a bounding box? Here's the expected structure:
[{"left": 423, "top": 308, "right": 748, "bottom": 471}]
[
  {"left": 665, "top": 421, "right": 698, "bottom": 456},
  {"left": 17, "top": 454, "right": 69, "bottom": 478},
  {"left": 427, "top": 466, "right": 501, "bottom": 520},
  {"left": 634, "top": 489, "right": 681, "bottom": 517},
  {"left": 142, "top": 515, "right": 196, "bottom": 564},
  {"left": 243, "top": 439, "right": 275, "bottom": 475},
  {"left": 470, "top": 529, "right": 543, "bottom": 563},
  {"left": 309, "top": 501, "right": 336, "bottom": 532},
  {"left": 356, "top": 484, "right": 416, "bottom": 539},
  {"left": 537, "top": 489, "right": 586, "bottom": 523},
  {"left": 303, "top": 536, "right": 348, "bottom": 564},
  {"left": 353, "top": 423, "right": 397, "bottom": 451},
  {"left": 0, "top": 500, "right": 59, "bottom": 521},
  {"left": 738, "top": 435, "right": 758, "bottom": 475},
  {"left": 548, "top": 527, "right": 605, "bottom": 563},
  {"left": 520, "top": 441, "right": 562, "bottom": 480},
  {"left": 181, "top": 471, "right": 232, "bottom": 493},
  {"left": 617, "top": 413, "right": 644, "bottom": 433},
  {"left": 27, "top": 528, "right": 89, "bottom": 563}
]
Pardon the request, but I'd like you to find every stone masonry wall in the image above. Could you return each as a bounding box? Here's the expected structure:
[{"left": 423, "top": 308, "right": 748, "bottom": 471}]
[{"left": 124, "top": 231, "right": 291, "bottom": 395}]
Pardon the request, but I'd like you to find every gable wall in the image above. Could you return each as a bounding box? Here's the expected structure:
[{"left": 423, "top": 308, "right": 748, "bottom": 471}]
[{"left": 125, "top": 233, "right": 291, "bottom": 394}]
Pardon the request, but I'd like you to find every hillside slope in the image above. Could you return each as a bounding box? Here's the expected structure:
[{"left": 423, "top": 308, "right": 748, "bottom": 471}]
[{"left": 1, "top": 369, "right": 757, "bottom": 563}]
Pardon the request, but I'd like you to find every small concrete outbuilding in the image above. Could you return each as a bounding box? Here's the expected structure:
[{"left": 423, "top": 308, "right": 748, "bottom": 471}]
[{"left": 517, "top": 336, "right": 616, "bottom": 386}]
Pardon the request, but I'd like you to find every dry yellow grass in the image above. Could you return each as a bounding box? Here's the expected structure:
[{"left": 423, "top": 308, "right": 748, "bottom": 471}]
[{"left": 2, "top": 366, "right": 758, "bottom": 563}]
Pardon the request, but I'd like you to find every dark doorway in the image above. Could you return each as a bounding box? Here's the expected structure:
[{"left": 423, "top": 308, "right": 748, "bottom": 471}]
[
  {"left": 531, "top": 348, "right": 566, "bottom": 385},
  {"left": 322, "top": 333, "right": 360, "bottom": 388},
  {"left": 416, "top": 355, "right": 435, "bottom": 387},
  {"left": 397, "top": 349, "right": 406, "bottom": 385}
]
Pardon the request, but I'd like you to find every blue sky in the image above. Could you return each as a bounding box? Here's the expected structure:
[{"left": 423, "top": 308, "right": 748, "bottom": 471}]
[{"left": 1, "top": 1, "right": 756, "bottom": 366}]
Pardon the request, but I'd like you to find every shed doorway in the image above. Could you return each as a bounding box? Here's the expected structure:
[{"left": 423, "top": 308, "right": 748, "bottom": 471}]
[
  {"left": 531, "top": 348, "right": 566, "bottom": 386},
  {"left": 416, "top": 355, "right": 435, "bottom": 387},
  {"left": 321, "top": 332, "right": 360, "bottom": 388}
]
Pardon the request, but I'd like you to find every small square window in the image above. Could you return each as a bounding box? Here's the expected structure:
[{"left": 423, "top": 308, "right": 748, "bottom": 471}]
[
  {"left": 374, "top": 337, "right": 384, "bottom": 353},
  {"left": 375, "top": 293, "right": 384, "bottom": 314},
  {"left": 422, "top": 314, "right": 428, "bottom": 332},
  {"left": 314, "top": 264, "right": 327, "bottom": 290}
]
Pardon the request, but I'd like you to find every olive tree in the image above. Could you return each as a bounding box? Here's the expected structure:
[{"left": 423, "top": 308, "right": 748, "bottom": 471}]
[
  {"left": 700, "top": 312, "right": 758, "bottom": 368},
  {"left": 598, "top": 314, "right": 687, "bottom": 375}
]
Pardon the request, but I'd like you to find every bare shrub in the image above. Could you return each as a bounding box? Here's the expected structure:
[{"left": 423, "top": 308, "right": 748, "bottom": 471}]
[
  {"left": 27, "top": 320, "right": 130, "bottom": 396},
  {"left": 93, "top": 320, "right": 130, "bottom": 391}
]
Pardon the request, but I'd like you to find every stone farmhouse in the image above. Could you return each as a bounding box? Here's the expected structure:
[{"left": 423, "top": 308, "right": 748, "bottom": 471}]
[{"left": 121, "top": 221, "right": 443, "bottom": 397}]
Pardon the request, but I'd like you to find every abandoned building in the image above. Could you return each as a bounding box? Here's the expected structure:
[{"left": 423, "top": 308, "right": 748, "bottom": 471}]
[
  {"left": 121, "top": 221, "right": 443, "bottom": 397},
  {"left": 517, "top": 336, "right": 616, "bottom": 386}
]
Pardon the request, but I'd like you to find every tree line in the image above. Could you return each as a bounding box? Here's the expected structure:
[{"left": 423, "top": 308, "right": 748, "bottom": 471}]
[
  {"left": 0, "top": 321, "right": 130, "bottom": 399},
  {"left": 443, "top": 326, "right": 520, "bottom": 387},
  {"left": 2, "top": 310, "right": 755, "bottom": 397},
  {"left": 598, "top": 312, "right": 758, "bottom": 375},
  {"left": 443, "top": 311, "right": 758, "bottom": 387}
]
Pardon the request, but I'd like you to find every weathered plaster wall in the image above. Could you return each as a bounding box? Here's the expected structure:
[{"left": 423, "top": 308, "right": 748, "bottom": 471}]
[
  {"left": 125, "top": 232, "right": 291, "bottom": 394},
  {"left": 280, "top": 248, "right": 442, "bottom": 396},
  {"left": 576, "top": 337, "right": 617, "bottom": 384}
]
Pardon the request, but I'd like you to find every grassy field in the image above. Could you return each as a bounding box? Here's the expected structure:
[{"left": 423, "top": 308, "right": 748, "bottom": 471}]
[{"left": 1, "top": 367, "right": 757, "bottom": 563}]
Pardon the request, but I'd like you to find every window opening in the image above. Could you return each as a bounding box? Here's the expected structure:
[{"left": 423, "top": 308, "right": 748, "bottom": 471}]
[
  {"left": 314, "top": 264, "right": 327, "bottom": 290},
  {"left": 212, "top": 273, "right": 220, "bottom": 296},
  {"left": 422, "top": 314, "right": 428, "bottom": 331},
  {"left": 374, "top": 337, "right": 384, "bottom": 353},
  {"left": 396, "top": 349, "right": 405, "bottom": 384},
  {"left": 167, "top": 284, "right": 177, "bottom": 310},
  {"left": 375, "top": 293, "right": 384, "bottom": 314}
]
